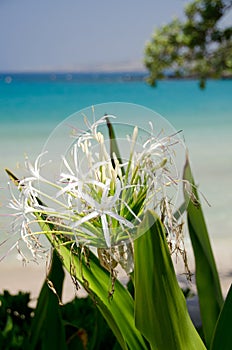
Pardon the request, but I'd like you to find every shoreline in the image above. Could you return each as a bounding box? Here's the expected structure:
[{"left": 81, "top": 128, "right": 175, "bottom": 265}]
[{"left": 1, "top": 71, "right": 232, "bottom": 84}]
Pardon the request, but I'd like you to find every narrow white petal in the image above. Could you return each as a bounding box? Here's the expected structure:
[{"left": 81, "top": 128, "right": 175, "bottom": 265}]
[
  {"left": 101, "top": 214, "right": 111, "bottom": 247},
  {"left": 120, "top": 200, "right": 141, "bottom": 223},
  {"left": 101, "top": 179, "right": 111, "bottom": 202},
  {"left": 72, "top": 211, "right": 99, "bottom": 228},
  {"left": 81, "top": 191, "right": 99, "bottom": 209},
  {"left": 105, "top": 211, "right": 134, "bottom": 228},
  {"left": 61, "top": 156, "right": 75, "bottom": 176}
]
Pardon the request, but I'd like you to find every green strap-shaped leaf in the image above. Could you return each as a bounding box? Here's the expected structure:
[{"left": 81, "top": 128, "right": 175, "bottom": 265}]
[
  {"left": 106, "top": 117, "right": 125, "bottom": 175},
  {"left": 27, "top": 250, "right": 67, "bottom": 350},
  {"left": 38, "top": 220, "right": 147, "bottom": 350},
  {"left": 134, "top": 210, "right": 206, "bottom": 350},
  {"left": 211, "top": 284, "right": 232, "bottom": 350},
  {"left": 183, "top": 155, "right": 223, "bottom": 347},
  {"left": 51, "top": 238, "right": 146, "bottom": 350}
]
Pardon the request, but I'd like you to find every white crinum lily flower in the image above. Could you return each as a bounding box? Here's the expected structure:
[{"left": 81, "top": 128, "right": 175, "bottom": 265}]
[
  {"left": 5, "top": 112, "right": 183, "bottom": 260},
  {"left": 71, "top": 178, "right": 134, "bottom": 247},
  {"left": 54, "top": 116, "right": 179, "bottom": 249}
]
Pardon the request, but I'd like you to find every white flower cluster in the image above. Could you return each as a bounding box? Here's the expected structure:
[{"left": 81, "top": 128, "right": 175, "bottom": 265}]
[{"left": 5, "top": 115, "right": 181, "bottom": 261}]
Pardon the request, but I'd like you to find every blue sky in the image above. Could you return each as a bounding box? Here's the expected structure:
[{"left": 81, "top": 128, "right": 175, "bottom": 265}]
[{"left": 0, "top": 0, "right": 231, "bottom": 72}]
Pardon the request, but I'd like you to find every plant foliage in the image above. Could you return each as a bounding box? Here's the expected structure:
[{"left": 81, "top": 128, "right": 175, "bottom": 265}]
[
  {"left": 2, "top": 116, "right": 232, "bottom": 349},
  {"left": 144, "top": 0, "right": 232, "bottom": 88},
  {"left": 183, "top": 155, "right": 224, "bottom": 347}
]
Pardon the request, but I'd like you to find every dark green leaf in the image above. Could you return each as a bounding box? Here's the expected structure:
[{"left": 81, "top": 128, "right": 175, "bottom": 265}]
[
  {"left": 183, "top": 155, "right": 223, "bottom": 347},
  {"left": 27, "top": 250, "right": 67, "bottom": 350},
  {"left": 105, "top": 116, "right": 125, "bottom": 175},
  {"left": 211, "top": 284, "right": 232, "bottom": 350},
  {"left": 134, "top": 210, "right": 206, "bottom": 350}
]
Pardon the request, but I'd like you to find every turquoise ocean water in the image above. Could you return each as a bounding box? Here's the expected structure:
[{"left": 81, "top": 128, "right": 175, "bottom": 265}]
[{"left": 0, "top": 73, "right": 232, "bottom": 259}]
